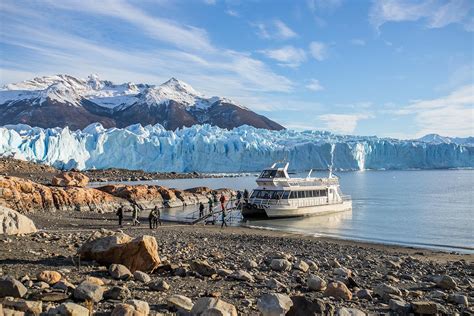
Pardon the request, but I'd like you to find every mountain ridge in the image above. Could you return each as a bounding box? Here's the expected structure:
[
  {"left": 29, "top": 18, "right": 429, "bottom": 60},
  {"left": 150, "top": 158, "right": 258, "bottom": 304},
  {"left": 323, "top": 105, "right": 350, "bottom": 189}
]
[{"left": 0, "top": 74, "right": 284, "bottom": 131}]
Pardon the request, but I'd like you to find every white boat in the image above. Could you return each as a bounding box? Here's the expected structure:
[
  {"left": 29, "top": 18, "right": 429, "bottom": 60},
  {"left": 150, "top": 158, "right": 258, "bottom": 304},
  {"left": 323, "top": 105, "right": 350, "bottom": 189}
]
[{"left": 242, "top": 162, "right": 352, "bottom": 219}]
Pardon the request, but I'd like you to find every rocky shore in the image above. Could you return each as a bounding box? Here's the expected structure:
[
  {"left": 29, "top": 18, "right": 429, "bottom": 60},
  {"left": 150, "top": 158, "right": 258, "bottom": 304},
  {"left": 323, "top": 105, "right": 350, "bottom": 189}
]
[
  {"left": 0, "top": 211, "right": 473, "bottom": 315},
  {"left": 0, "top": 158, "right": 225, "bottom": 185}
]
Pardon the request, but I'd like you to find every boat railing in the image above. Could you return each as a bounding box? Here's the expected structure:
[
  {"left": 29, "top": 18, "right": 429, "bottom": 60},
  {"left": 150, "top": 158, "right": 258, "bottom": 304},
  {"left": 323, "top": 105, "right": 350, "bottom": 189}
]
[{"left": 341, "top": 195, "right": 352, "bottom": 201}]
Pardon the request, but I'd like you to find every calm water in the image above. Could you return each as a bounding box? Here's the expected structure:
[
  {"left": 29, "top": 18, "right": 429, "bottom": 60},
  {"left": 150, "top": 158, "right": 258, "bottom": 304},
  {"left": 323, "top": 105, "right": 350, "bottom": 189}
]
[{"left": 93, "top": 170, "right": 474, "bottom": 252}]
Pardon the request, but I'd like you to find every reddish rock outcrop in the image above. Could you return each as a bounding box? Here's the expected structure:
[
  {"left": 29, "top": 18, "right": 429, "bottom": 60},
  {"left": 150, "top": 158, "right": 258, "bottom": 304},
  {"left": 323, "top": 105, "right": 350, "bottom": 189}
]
[
  {"left": 97, "top": 184, "right": 164, "bottom": 210},
  {"left": 78, "top": 230, "right": 161, "bottom": 273},
  {"left": 52, "top": 172, "right": 89, "bottom": 187},
  {"left": 0, "top": 176, "right": 129, "bottom": 213}
]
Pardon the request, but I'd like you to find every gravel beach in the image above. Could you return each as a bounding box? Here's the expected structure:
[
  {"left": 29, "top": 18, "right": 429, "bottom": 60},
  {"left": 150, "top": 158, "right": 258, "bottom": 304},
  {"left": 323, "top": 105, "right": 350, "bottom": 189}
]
[{"left": 1, "top": 211, "right": 473, "bottom": 315}]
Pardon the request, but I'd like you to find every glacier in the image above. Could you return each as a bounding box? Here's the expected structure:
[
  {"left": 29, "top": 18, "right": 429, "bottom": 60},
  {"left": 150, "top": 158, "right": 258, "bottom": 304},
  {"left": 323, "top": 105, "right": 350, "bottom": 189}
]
[{"left": 0, "top": 123, "right": 473, "bottom": 172}]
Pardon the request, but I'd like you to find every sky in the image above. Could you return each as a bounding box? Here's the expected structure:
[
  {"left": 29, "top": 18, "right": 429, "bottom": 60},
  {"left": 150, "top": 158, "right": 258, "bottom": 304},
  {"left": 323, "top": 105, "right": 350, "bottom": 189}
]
[{"left": 0, "top": 0, "right": 473, "bottom": 138}]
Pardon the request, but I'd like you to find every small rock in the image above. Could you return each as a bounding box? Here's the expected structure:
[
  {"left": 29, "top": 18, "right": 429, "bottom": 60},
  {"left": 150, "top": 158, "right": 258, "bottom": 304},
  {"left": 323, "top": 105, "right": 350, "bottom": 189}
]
[
  {"left": 190, "top": 260, "right": 216, "bottom": 276},
  {"left": 82, "top": 276, "right": 104, "bottom": 286},
  {"left": 270, "top": 259, "right": 292, "bottom": 272},
  {"left": 36, "top": 271, "right": 62, "bottom": 285},
  {"left": 2, "top": 298, "right": 42, "bottom": 315},
  {"left": 293, "top": 260, "right": 309, "bottom": 272},
  {"left": 266, "top": 278, "right": 286, "bottom": 290},
  {"left": 126, "top": 300, "right": 149, "bottom": 315},
  {"left": 411, "top": 301, "right": 438, "bottom": 315},
  {"left": 109, "top": 264, "right": 132, "bottom": 280},
  {"left": 448, "top": 293, "right": 469, "bottom": 306},
  {"left": 356, "top": 289, "right": 372, "bottom": 300},
  {"left": 287, "top": 296, "right": 325, "bottom": 316},
  {"left": 257, "top": 293, "right": 293, "bottom": 316},
  {"left": 323, "top": 282, "right": 352, "bottom": 300},
  {"left": 167, "top": 294, "right": 194, "bottom": 312},
  {"left": 389, "top": 299, "right": 411, "bottom": 315},
  {"left": 33, "top": 281, "right": 50, "bottom": 289},
  {"left": 0, "top": 276, "right": 28, "bottom": 298},
  {"left": 191, "top": 297, "right": 237, "bottom": 316},
  {"left": 244, "top": 259, "right": 259, "bottom": 269},
  {"left": 434, "top": 275, "right": 457, "bottom": 290},
  {"left": 111, "top": 303, "right": 135, "bottom": 316},
  {"left": 57, "top": 302, "right": 90, "bottom": 316},
  {"left": 307, "top": 275, "right": 326, "bottom": 291},
  {"left": 52, "top": 280, "right": 76, "bottom": 291},
  {"left": 373, "top": 283, "right": 401, "bottom": 300},
  {"left": 336, "top": 307, "right": 366, "bottom": 316},
  {"left": 305, "top": 260, "right": 319, "bottom": 271},
  {"left": 333, "top": 267, "right": 352, "bottom": 278},
  {"left": 133, "top": 271, "right": 151, "bottom": 283},
  {"left": 104, "top": 286, "right": 131, "bottom": 301},
  {"left": 148, "top": 279, "right": 170, "bottom": 291},
  {"left": 217, "top": 268, "right": 233, "bottom": 277},
  {"left": 74, "top": 281, "right": 104, "bottom": 302},
  {"left": 230, "top": 270, "right": 254, "bottom": 282}
]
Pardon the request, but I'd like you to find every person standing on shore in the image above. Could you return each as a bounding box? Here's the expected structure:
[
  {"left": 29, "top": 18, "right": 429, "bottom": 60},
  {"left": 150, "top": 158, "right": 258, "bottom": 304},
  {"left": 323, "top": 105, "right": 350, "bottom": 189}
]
[
  {"left": 155, "top": 206, "right": 162, "bottom": 227},
  {"left": 148, "top": 209, "right": 156, "bottom": 229},
  {"left": 132, "top": 203, "right": 141, "bottom": 226},
  {"left": 116, "top": 206, "right": 124, "bottom": 227},
  {"left": 219, "top": 193, "right": 226, "bottom": 212},
  {"left": 199, "top": 202, "right": 205, "bottom": 218},
  {"left": 208, "top": 197, "right": 214, "bottom": 214},
  {"left": 243, "top": 189, "right": 249, "bottom": 204},
  {"left": 221, "top": 209, "right": 227, "bottom": 228}
]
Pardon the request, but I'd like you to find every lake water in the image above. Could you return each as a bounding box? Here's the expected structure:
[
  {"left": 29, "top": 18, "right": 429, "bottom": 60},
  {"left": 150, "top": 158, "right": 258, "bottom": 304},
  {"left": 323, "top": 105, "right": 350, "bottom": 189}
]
[{"left": 93, "top": 170, "right": 474, "bottom": 253}]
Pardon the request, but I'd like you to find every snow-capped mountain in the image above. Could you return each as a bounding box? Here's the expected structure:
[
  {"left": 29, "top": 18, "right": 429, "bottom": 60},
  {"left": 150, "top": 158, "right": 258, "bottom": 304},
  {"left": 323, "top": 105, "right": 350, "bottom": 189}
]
[
  {"left": 1, "top": 123, "right": 472, "bottom": 172},
  {"left": 0, "top": 74, "right": 284, "bottom": 131}
]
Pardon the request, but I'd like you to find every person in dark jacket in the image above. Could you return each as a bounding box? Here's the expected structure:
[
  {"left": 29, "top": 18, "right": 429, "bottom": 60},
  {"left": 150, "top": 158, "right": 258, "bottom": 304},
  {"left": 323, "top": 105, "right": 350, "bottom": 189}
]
[
  {"left": 221, "top": 209, "right": 227, "bottom": 228},
  {"left": 199, "top": 202, "right": 205, "bottom": 218},
  {"left": 219, "top": 194, "right": 226, "bottom": 211},
  {"left": 243, "top": 189, "right": 249, "bottom": 204},
  {"left": 148, "top": 209, "right": 156, "bottom": 229},
  {"left": 116, "top": 206, "right": 124, "bottom": 226},
  {"left": 132, "top": 203, "right": 141, "bottom": 226},
  {"left": 208, "top": 197, "right": 214, "bottom": 214}
]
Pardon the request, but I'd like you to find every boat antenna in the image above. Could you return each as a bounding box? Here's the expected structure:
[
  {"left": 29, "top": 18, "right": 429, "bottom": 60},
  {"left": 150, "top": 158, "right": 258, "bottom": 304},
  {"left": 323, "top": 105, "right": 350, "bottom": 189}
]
[
  {"left": 328, "top": 143, "right": 335, "bottom": 178},
  {"left": 307, "top": 169, "right": 313, "bottom": 178}
]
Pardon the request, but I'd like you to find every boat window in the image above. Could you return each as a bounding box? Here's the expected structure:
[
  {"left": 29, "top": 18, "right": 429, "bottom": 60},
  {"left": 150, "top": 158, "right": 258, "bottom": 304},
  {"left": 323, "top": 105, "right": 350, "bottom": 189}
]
[
  {"left": 297, "top": 191, "right": 304, "bottom": 199},
  {"left": 276, "top": 170, "right": 286, "bottom": 178},
  {"left": 320, "top": 190, "right": 327, "bottom": 197},
  {"left": 282, "top": 191, "right": 290, "bottom": 199},
  {"left": 308, "top": 190, "right": 314, "bottom": 198},
  {"left": 260, "top": 170, "right": 277, "bottom": 178},
  {"left": 289, "top": 191, "right": 296, "bottom": 199},
  {"left": 250, "top": 190, "right": 259, "bottom": 198},
  {"left": 312, "top": 190, "right": 318, "bottom": 197},
  {"left": 271, "top": 191, "right": 283, "bottom": 199}
]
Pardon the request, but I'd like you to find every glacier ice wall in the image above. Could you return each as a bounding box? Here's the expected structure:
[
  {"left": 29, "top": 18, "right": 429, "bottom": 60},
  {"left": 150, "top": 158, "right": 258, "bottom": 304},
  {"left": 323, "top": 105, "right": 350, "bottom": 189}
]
[{"left": 0, "top": 123, "right": 472, "bottom": 172}]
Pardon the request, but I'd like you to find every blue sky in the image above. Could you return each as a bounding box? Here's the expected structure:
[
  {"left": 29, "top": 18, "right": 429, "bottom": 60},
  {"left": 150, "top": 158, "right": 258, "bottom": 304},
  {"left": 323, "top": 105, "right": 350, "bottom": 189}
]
[{"left": 0, "top": 0, "right": 473, "bottom": 138}]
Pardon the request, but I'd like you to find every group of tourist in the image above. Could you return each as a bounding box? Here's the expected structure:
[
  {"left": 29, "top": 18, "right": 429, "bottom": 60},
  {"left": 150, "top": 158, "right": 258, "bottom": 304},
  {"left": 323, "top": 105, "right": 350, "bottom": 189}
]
[{"left": 115, "top": 189, "right": 250, "bottom": 229}]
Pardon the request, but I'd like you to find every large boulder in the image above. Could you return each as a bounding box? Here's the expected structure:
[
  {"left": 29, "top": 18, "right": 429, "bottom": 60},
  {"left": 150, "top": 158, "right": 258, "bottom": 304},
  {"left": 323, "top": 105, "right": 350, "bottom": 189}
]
[
  {"left": 78, "top": 230, "right": 161, "bottom": 273},
  {"left": 0, "top": 176, "right": 128, "bottom": 213},
  {"left": 0, "top": 206, "right": 37, "bottom": 235},
  {"left": 52, "top": 172, "right": 89, "bottom": 187}
]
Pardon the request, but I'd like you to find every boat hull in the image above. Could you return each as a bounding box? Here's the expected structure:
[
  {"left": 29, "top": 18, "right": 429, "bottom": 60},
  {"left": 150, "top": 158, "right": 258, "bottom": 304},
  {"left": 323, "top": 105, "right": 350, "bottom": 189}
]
[{"left": 263, "top": 200, "right": 352, "bottom": 219}]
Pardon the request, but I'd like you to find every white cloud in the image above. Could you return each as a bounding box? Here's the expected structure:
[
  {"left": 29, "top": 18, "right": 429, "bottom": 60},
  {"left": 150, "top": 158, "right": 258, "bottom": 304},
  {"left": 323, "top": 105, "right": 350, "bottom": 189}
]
[
  {"left": 45, "top": 0, "right": 214, "bottom": 52},
  {"left": 203, "top": 0, "right": 216, "bottom": 5},
  {"left": 260, "top": 46, "right": 307, "bottom": 67},
  {"left": 318, "top": 113, "right": 374, "bottom": 134},
  {"left": 225, "top": 9, "right": 239, "bottom": 17},
  {"left": 307, "top": 0, "right": 343, "bottom": 12},
  {"left": 350, "top": 38, "right": 366, "bottom": 46},
  {"left": 306, "top": 79, "right": 324, "bottom": 91},
  {"left": 396, "top": 85, "right": 474, "bottom": 137},
  {"left": 369, "top": 0, "right": 474, "bottom": 32},
  {"left": 253, "top": 20, "right": 298, "bottom": 40},
  {"left": 274, "top": 20, "right": 298, "bottom": 39},
  {"left": 0, "top": 1, "right": 294, "bottom": 98},
  {"left": 309, "top": 41, "right": 328, "bottom": 61}
]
